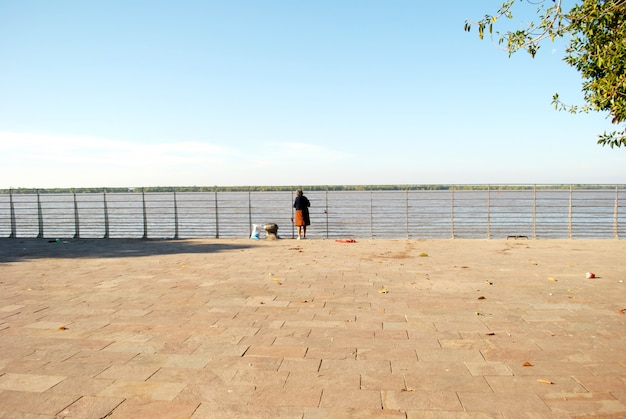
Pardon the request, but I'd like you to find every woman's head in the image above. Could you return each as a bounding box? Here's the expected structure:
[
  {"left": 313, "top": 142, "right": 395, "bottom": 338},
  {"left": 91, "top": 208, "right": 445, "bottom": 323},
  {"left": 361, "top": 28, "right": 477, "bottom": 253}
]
[{"left": 296, "top": 189, "right": 303, "bottom": 196}]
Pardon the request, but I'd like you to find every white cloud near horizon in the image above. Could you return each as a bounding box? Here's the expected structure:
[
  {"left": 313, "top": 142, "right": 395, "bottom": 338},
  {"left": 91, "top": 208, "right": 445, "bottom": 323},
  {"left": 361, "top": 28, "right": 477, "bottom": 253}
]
[
  {"left": 0, "top": 131, "right": 238, "bottom": 187},
  {"left": 0, "top": 131, "right": 351, "bottom": 188}
]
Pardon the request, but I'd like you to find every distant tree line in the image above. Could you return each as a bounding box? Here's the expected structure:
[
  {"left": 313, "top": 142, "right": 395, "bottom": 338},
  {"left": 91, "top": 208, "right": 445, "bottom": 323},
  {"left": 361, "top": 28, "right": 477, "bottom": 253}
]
[{"left": 1, "top": 184, "right": 622, "bottom": 194}]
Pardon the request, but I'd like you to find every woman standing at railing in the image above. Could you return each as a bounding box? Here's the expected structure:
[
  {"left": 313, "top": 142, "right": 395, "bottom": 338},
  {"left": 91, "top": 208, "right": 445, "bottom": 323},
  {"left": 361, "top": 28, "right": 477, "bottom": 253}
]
[{"left": 293, "top": 189, "right": 310, "bottom": 240}]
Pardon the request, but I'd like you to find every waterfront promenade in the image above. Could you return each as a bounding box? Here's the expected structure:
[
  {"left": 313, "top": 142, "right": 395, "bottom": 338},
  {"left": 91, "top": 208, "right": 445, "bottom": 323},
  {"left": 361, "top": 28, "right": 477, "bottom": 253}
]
[{"left": 1, "top": 237, "right": 626, "bottom": 418}]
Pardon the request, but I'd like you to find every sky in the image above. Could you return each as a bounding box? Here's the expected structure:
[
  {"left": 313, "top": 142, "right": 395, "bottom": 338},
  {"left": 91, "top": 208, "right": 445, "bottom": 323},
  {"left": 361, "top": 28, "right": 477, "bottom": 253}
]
[{"left": 0, "top": 0, "right": 624, "bottom": 189}]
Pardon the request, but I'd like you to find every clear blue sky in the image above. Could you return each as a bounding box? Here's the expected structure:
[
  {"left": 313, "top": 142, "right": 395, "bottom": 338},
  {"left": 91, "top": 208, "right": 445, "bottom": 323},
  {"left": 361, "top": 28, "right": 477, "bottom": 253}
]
[{"left": 1, "top": 0, "right": 624, "bottom": 188}]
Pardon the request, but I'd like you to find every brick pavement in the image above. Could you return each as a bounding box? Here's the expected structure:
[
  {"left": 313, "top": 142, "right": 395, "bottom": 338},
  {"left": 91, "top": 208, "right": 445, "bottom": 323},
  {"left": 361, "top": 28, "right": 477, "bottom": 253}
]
[{"left": 1, "top": 238, "right": 625, "bottom": 418}]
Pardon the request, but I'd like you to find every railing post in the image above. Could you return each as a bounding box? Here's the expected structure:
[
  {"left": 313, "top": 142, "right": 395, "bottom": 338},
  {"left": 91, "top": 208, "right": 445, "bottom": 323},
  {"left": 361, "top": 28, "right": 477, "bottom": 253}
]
[
  {"left": 325, "top": 188, "right": 329, "bottom": 239},
  {"left": 248, "top": 190, "right": 252, "bottom": 236},
  {"left": 173, "top": 191, "right": 179, "bottom": 239},
  {"left": 615, "top": 185, "right": 619, "bottom": 239},
  {"left": 290, "top": 189, "right": 295, "bottom": 239},
  {"left": 73, "top": 189, "right": 80, "bottom": 238},
  {"left": 568, "top": 184, "right": 573, "bottom": 239},
  {"left": 214, "top": 189, "right": 219, "bottom": 238},
  {"left": 405, "top": 189, "right": 409, "bottom": 239},
  {"left": 370, "top": 190, "right": 373, "bottom": 239},
  {"left": 103, "top": 190, "right": 110, "bottom": 239},
  {"left": 9, "top": 188, "right": 16, "bottom": 238},
  {"left": 487, "top": 185, "right": 491, "bottom": 239},
  {"left": 451, "top": 186, "right": 455, "bottom": 239},
  {"left": 37, "top": 189, "right": 44, "bottom": 239},
  {"left": 141, "top": 188, "right": 148, "bottom": 239},
  {"left": 533, "top": 184, "right": 537, "bottom": 239}
]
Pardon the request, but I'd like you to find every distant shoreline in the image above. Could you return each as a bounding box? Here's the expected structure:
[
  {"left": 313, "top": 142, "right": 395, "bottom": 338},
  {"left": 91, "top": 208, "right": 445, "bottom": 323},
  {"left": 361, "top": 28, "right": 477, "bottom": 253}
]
[{"left": 2, "top": 183, "right": 624, "bottom": 194}]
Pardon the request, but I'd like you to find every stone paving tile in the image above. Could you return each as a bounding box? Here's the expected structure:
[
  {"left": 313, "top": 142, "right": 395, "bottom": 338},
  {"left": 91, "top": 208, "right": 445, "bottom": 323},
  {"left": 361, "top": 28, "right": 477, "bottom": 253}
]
[
  {"left": 100, "top": 340, "right": 163, "bottom": 353},
  {"left": 416, "top": 349, "right": 485, "bottom": 363},
  {"left": 158, "top": 340, "right": 202, "bottom": 355},
  {"left": 278, "top": 357, "right": 322, "bottom": 372},
  {"left": 464, "top": 361, "right": 514, "bottom": 376},
  {"left": 0, "top": 373, "right": 66, "bottom": 392},
  {"left": 229, "top": 369, "right": 290, "bottom": 387},
  {"left": 95, "top": 364, "right": 161, "bottom": 381},
  {"left": 0, "top": 390, "right": 79, "bottom": 416},
  {"left": 88, "top": 330, "right": 154, "bottom": 343},
  {"left": 485, "top": 375, "right": 588, "bottom": 395},
  {"left": 1, "top": 358, "right": 53, "bottom": 375},
  {"left": 191, "top": 403, "right": 304, "bottom": 419},
  {"left": 319, "top": 388, "right": 382, "bottom": 409},
  {"left": 402, "top": 374, "right": 492, "bottom": 393},
  {"left": 174, "top": 382, "right": 255, "bottom": 405},
  {"left": 576, "top": 349, "right": 626, "bottom": 363},
  {"left": 0, "top": 409, "right": 55, "bottom": 419},
  {"left": 249, "top": 386, "right": 322, "bottom": 407},
  {"left": 46, "top": 376, "right": 115, "bottom": 397},
  {"left": 244, "top": 344, "right": 308, "bottom": 358},
  {"left": 106, "top": 398, "right": 200, "bottom": 419},
  {"left": 439, "top": 338, "right": 497, "bottom": 351},
  {"left": 584, "top": 362, "right": 626, "bottom": 376},
  {"left": 125, "top": 353, "right": 211, "bottom": 369},
  {"left": 37, "top": 361, "right": 111, "bottom": 378},
  {"left": 285, "top": 370, "right": 361, "bottom": 390},
  {"left": 0, "top": 305, "right": 27, "bottom": 313},
  {"left": 481, "top": 348, "right": 581, "bottom": 363},
  {"left": 305, "top": 345, "right": 358, "bottom": 360},
  {"left": 572, "top": 375, "right": 626, "bottom": 393},
  {"left": 381, "top": 390, "right": 463, "bottom": 411},
  {"left": 508, "top": 360, "right": 595, "bottom": 377},
  {"left": 406, "top": 411, "right": 504, "bottom": 418},
  {"left": 319, "top": 358, "right": 391, "bottom": 374},
  {"left": 612, "top": 391, "right": 626, "bottom": 408},
  {"left": 356, "top": 347, "right": 418, "bottom": 361},
  {"left": 304, "top": 407, "right": 406, "bottom": 418},
  {"left": 308, "top": 327, "right": 374, "bottom": 341},
  {"left": 148, "top": 367, "right": 223, "bottom": 385},
  {"left": 205, "top": 354, "right": 283, "bottom": 372},
  {"left": 98, "top": 380, "right": 187, "bottom": 401},
  {"left": 55, "top": 395, "right": 125, "bottom": 418},
  {"left": 24, "top": 321, "right": 75, "bottom": 331},
  {"left": 457, "top": 391, "right": 553, "bottom": 416},
  {"left": 270, "top": 335, "right": 317, "bottom": 348},
  {"left": 391, "top": 360, "right": 473, "bottom": 376},
  {"left": 0, "top": 340, "right": 35, "bottom": 359},
  {"left": 191, "top": 341, "right": 249, "bottom": 357},
  {"left": 541, "top": 391, "right": 626, "bottom": 416},
  {"left": 63, "top": 349, "right": 137, "bottom": 366},
  {"left": 360, "top": 372, "right": 406, "bottom": 391}
]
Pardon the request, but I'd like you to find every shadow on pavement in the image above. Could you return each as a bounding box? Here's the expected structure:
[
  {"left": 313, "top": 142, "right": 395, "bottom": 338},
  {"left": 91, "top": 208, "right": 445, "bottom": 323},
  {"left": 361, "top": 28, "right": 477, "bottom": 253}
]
[{"left": 0, "top": 238, "right": 258, "bottom": 263}]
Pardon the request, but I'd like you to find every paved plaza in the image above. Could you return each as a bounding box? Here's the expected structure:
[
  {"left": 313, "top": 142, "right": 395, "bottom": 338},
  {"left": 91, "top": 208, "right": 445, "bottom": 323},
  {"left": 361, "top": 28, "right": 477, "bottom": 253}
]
[{"left": 1, "top": 237, "right": 626, "bottom": 418}]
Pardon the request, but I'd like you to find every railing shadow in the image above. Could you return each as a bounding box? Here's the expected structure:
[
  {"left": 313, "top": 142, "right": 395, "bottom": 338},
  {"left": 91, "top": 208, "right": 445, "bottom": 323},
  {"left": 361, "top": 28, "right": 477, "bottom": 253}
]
[{"left": 0, "top": 238, "right": 258, "bottom": 263}]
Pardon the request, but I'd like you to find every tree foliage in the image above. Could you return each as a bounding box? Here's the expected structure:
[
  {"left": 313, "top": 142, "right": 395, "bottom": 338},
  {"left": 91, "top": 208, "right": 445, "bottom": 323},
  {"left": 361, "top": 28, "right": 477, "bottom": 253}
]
[{"left": 465, "top": 0, "right": 626, "bottom": 148}]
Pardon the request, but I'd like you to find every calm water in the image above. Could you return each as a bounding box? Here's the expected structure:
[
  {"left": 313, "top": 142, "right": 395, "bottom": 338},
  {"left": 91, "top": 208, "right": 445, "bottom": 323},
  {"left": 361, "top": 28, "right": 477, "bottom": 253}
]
[{"left": 1, "top": 188, "right": 624, "bottom": 239}]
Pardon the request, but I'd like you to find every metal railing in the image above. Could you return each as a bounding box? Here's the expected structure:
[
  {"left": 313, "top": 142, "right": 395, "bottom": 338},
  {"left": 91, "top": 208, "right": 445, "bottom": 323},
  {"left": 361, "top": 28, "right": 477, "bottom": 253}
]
[{"left": 0, "top": 185, "right": 623, "bottom": 239}]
